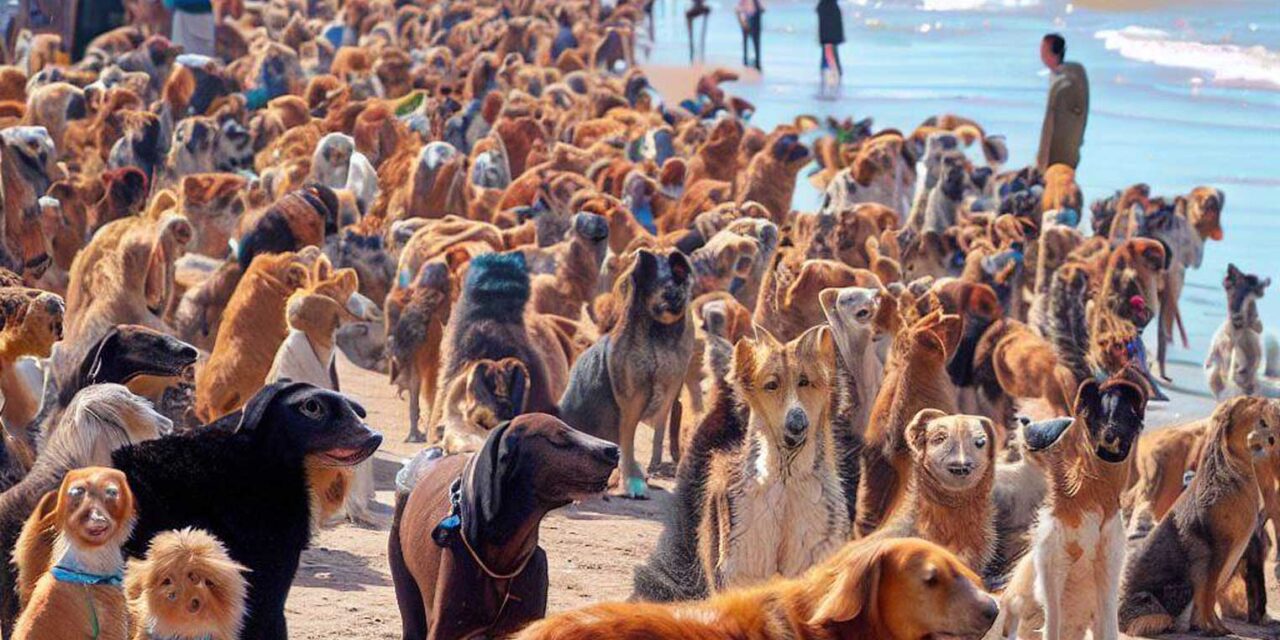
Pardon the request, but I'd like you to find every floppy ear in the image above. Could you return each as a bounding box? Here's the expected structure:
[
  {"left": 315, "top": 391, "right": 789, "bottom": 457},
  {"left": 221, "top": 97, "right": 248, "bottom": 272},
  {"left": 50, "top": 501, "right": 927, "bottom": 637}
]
[
  {"left": 469, "top": 420, "right": 514, "bottom": 526},
  {"left": 797, "top": 324, "right": 835, "bottom": 368},
  {"left": 1102, "top": 378, "right": 1149, "bottom": 416},
  {"left": 506, "top": 361, "right": 530, "bottom": 415},
  {"left": 809, "top": 542, "right": 885, "bottom": 626},
  {"left": 236, "top": 381, "right": 306, "bottom": 433},
  {"left": 906, "top": 408, "right": 948, "bottom": 457},
  {"left": 1073, "top": 379, "right": 1102, "bottom": 421}
]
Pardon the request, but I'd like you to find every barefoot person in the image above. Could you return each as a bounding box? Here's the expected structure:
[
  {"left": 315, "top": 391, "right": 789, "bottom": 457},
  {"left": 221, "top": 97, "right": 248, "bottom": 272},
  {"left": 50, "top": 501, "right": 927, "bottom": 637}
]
[
  {"left": 818, "top": 0, "right": 845, "bottom": 93},
  {"left": 736, "top": 0, "right": 763, "bottom": 71},
  {"left": 1037, "top": 33, "right": 1090, "bottom": 170}
]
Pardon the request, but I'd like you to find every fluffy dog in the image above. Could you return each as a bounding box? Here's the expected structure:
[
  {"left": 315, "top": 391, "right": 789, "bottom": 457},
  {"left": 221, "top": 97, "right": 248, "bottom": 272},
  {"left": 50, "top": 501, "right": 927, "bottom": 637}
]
[
  {"left": 521, "top": 538, "right": 998, "bottom": 640},
  {"left": 125, "top": 527, "right": 248, "bottom": 640},
  {"left": 1118, "top": 396, "right": 1273, "bottom": 636},
  {"left": 866, "top": 410, "right": 996, "bottom": 574},
  {"left": 13, "top": 467, "right": 134, "bottom": 640},
  {"left": 857, "top": 309, "right": 961, "bottom": 536},
  {"left": 112, "top": 382, "right": 382, "bottom": 639},
  {"left": 560, "top": 249, "right": 694, "bottom": 498},
  {"left": 999, "top": 377, "right": 1147, "bottom": 640},
  {"left": 699, "top": 324, "right": 848, "bottom": 590},
  {"left": 1206, "top": 263, "right": 1269, "bottom": 399},
  {"left": 389, "top": 414, "right": 618, "bottom": 639}
]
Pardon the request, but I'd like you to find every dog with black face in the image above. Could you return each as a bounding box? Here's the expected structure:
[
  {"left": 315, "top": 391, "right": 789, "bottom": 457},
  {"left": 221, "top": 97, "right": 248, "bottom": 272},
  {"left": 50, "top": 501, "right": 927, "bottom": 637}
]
[
  {"left": 1000, "top": 376, "right": 1147, "bottom": 640},
  {"left": 1206, "top": 263, "right": 1269, "bottom": 399},
  {"left": 390, "top": 413, "right": 619, "bottom": 640},
  {"left": 559, "top": 248, "right": 695, "bottom": 499},
  {"left": 111, "top": 382, "right": 382, "bottom": 640}
]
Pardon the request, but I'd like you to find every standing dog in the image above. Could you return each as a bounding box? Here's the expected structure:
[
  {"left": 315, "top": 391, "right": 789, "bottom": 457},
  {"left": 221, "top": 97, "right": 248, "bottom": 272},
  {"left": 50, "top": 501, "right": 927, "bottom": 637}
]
[
  {"left": 1118, "top": 396, "right": 1273, "bottom": 636},
  {"left": 1206, "top": 263, "right": 1269, "bottom": 399},
  {"left": 700, "top": 324, "right": 848, "bottom": 590},
  {"left": 389, "top": 414, "right": 619, "bottom": 640},
  {"left": 13, "top": 467, "right": 134, "bottom": 640},
  {"left": 518, "top": 538, "right": 999, "bottom": 640},
  {"left": 125, "top": 527, "right": 248, "bottom": 640},
  {"left": 1000, "top": 377, "right": 1147, "bottom": 640},
  {"left": 1149, "top": 186, "right": 1225, "bottom": 380},
  {"left": 559, "top": 248, "right": 694, "bottom": 498}
]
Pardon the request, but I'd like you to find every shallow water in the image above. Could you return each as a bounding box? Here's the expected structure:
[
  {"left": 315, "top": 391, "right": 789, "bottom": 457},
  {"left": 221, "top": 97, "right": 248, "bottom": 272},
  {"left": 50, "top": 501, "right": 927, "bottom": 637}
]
[{"left": 643, "top": 0, "right": 1278, "bottom": 374}]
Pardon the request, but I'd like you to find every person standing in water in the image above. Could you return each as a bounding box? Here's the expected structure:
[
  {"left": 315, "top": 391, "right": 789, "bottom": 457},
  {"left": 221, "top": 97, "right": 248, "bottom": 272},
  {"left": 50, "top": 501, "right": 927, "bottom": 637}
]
[
  {"left": 1037, "top": 33, "right": 1090, "bottom": 169},
  {"left": 687, "top": 0, "right": 711, "bottom": 62},
  {"left": 736, "top": 0, "right": 763, "bottom": 72},
  {"left": 817, "top": 0, "right": 845, "bottom": 93}
]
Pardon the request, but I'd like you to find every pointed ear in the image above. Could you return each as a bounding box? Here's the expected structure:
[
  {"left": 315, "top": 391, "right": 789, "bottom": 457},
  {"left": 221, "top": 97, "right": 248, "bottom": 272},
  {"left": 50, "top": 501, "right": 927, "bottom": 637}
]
[
  {"left": 978, "top": 417, "right": 998, "bottom": 463},
  {"left": 731, "top": 337, "right": 757, "bottom": 389},
  {"left": 1073, "top": 378, "right": 1102, "bottom": 421},
  {"left": 285, "top": 263, "right": 311, "bottom": 289},
  {"left": 751, "top": 323, "right": 781, "bottom": 348},
  {"left": 810, "top": 542, "right": 885, "bottom": 626},
  {"left": 668, "top": 250, "right": 692, "bottom": 284},
  {"left": 929, "top": 313, "right": 963, "bottom": 357},
  {"left": 819, "top": 287, "right": 840, "bottom": 321},
  {"left": 907, "top": 408, "right": 948, "bottom": 457},
  {"left": 797, "top": 324, "right": 835, "bottom": 366}
]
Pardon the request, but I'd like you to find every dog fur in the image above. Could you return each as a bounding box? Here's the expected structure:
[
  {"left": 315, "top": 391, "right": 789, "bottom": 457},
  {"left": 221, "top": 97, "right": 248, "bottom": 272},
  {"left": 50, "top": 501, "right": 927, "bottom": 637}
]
[
  {"left": 124, "top": 527, "right": 248, "bottom": 640},
  {"left": 1206, "top": 263, "right": 1269, "bottom": 399}
]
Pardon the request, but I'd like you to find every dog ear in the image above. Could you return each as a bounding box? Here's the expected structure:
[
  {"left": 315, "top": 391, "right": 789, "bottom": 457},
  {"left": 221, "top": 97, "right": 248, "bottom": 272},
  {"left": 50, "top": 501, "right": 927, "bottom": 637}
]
[
  {"left": 818, "top": 287, "right": 840, "bottom": 321},
  {"left": 906, "top": 408, "right": 948, "bottom": 457},
  {"left": 1102, "top": 378, "right": 1148, "bottom": 416},
  {"left": 797, "top": 324, "right": 835, "bottom": 366},
  {"left": 79, "top": 325, "right": 123, "bottom": 389},
  {"left": 977, "top": 417, "right": 998, "bottom": 463},
  {"left": 506, "top": 361, "right": 530, "bottom": 416},
  {"left": 809, "top": 541, "right": 884, "bottom": 626},
  {"left": 235, "top": 380, "right": 307, "bottom": 432},
  {"left": 731, "top": 336, "right": 758, "bottom": 389},
  {"left": 1225, "top": 263, "right": 1242, "bottom": 287},
  {"left": 668, "top": 250, "right": 691, "bottom": 285},
  {"left": 469, "top": 420, "right": 514, "bottom": 527},
  {"left": 1073, "top": 378, "right": 1102, "bottom": 422}
]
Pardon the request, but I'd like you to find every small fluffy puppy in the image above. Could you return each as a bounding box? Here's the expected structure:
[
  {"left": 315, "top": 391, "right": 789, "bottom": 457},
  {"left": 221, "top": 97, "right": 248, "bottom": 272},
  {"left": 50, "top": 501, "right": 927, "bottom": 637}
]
[
  {"left": 13, "top": 467, "right": 135, "bottom": 640},
  {"left": 125, "top": 527, "right": 248, "bottom": 640}
]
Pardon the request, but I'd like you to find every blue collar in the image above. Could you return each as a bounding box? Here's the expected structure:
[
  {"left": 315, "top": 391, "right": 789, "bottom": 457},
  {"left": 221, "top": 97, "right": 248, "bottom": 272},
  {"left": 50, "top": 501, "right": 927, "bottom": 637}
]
[
  {"left": 148, "top": 620, "right": 212, "bottom": 640},
  {"left": 51, "top": 565, "right": 123, "bottom": 587}
]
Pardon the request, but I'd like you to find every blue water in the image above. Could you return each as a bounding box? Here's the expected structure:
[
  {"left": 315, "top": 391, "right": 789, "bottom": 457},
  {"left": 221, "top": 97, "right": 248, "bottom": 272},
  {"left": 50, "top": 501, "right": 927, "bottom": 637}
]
[{"left": 644, "top": 0, "right": 1278, "bottom": 371}]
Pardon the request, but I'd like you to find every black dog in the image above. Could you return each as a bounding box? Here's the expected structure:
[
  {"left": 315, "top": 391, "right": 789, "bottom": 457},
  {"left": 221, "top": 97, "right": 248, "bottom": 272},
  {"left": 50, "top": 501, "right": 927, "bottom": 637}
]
[
  {"left": 389, "top": 413, "right": 618, "bottom": 640},
  {"left": 112, "top": 381, "right": 382, "bottom": 639}
]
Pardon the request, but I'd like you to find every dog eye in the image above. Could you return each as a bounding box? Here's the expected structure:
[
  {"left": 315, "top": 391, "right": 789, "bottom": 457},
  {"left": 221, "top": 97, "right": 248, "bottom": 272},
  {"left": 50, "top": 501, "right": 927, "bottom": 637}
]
[
  {"left": 104, "top": 485, "right": 119, "bottom": 499},
  {"left": 797, "top": 375, "right": 810, "bottom": 388},
  {"left": 300, "top": 399, "right": 324, "bottom": 419},
  {"left": 763, "top": 379, "right": 780, "bottom": 392},
  {"left": 68, "top": 486, "right": 85, "bottom": 498},
  {"left": 974, "top": 436, "right": 987, "bottom": 449}
]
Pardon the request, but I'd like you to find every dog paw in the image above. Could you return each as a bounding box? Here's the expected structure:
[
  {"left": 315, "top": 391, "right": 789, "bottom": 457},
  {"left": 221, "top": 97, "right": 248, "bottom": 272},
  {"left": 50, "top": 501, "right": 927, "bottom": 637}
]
[
  {"left": 619, "top": 476, "right": 650, "bottom": 500},
  {"left": 647, "top": 461, "right": 677, "bottom": 479}
]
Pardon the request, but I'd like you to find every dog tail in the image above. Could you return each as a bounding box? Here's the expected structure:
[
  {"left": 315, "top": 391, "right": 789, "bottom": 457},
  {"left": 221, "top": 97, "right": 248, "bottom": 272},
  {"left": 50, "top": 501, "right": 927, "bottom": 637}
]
[
  {"left": 1048, "top": 265, "right": 1092, "bottom": 383},
  {"left": 1266, "top": 333, "right": 1280, "bottom": 378}
]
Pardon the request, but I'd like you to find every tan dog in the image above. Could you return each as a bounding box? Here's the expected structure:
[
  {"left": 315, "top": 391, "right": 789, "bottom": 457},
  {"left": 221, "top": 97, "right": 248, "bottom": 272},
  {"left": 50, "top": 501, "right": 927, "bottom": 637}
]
[
  {"left": 0, "top": 287, "right": 64, "bottom": 464},
  {"left": 735, "top": 129, "right": 811, "bottom": 224},
  {"left": 867, "top": 410, "right": 996, "bottom": 574},
  {"left": 700, "top": 324, "right": 848, "bottom": 590},
  {"left": 517, "top": 538, "right": 998, "bottom": 640},
  {"left": 857, "top": 309, "right": 962, "bottom": 536},
  {"left": 13, "top": 467, "right": 135, "bottom": 640},
  {"left": 125, "top": 527, "right": 248, "bottom": 640}
]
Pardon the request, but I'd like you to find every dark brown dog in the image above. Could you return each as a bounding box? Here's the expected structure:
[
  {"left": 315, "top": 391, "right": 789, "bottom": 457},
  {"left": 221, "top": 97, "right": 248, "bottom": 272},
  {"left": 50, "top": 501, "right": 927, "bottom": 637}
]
[{"left": 389, "top": 414, "right": 618, "bottom": 640}]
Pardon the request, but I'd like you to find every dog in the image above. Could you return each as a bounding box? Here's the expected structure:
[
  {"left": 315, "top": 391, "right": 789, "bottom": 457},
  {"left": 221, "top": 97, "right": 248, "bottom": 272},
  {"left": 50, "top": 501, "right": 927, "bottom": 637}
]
[
  {"left": 125, "top": 527, "right": 249, "bottom": 640},
  {"left": 12, "top": 467, "right": 135, "bottom": 640},
  {"left": 866, "top": 409, "right": 996, "bottom": 575},
  {"left": 699, "top": 324, "right": 849, "bottom": 591},
  {"left": 559, "top": 248, "right": 694, "bottom": 499},
  {"left": 857, "top": 309, "right": 962, "bottom": 536},
  {"left": 309, "top": 132, "right": 379, "bottom": 216},
  {"left": 0, "top": 287, "right": 64, "bottom": 463},
  {"left": 734, "top": 129, "right": 811, "bottom": 224},
  {"left": 1149, "top": 186, "right": 1226, "bottom": 381},
  {"left": 1118, "top": 396, "right": 1273, "bottom": 636},
  {"left": 820, "top": 286, "right": 888, "bottom": 445},
  {"left": 1206, "top": 263, "right": 1269, "bottom": 399},
  {"left": 520, "top": 538, "right": 998, "bottom": 640},
  {"left": 999, "top": 376, "right": 1147, "bottom": 640},
  {"left": 112, "top": 382, "right": 382, "bottom": 639},
  {"left": 0, "top": 384, "right": 171, "bottom": 636},
  {"left": 389, "top": 414, "right": 618, "bottom": 640},
  {"left": 0, "top": 126, "right": 58, "bottom": 280}
]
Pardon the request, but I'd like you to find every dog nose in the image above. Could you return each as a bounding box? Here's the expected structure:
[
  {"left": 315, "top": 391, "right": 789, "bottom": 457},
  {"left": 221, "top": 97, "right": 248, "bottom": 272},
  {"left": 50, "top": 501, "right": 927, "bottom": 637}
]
[
  {"left": 980, "top": 597, "right": 999, "bottom": 624},
  {"left": 1104, "top": 433, "right": 1120, "bottom": 447},
  {"left": 601, "top": 445, "right": 620, "bottom": 465},
  {"left": 785, "top": 408, "right": 808, "bottom": 438},
  {"left": 947, "top": 463, "right": 973, "bottom": 477}
]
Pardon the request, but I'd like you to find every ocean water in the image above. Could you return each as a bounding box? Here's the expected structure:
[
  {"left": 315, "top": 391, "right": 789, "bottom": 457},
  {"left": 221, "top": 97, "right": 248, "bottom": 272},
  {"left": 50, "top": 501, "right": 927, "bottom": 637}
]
[{"left": 642, "top": 0, "right": 1278, "bottom": 384}]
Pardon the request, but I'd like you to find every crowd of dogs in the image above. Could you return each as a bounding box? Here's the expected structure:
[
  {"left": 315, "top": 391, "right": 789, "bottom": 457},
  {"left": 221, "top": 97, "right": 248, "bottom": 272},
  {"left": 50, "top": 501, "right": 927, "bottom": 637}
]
[{"left": 0, "top": 0, "right": 1272, "bottom": 638}]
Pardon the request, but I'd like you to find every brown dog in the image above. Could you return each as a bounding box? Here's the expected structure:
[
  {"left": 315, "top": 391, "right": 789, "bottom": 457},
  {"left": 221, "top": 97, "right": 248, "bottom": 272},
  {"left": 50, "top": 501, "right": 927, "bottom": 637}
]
[
  {"left": 389, "top": 414, "right": 619, "bottom": 640},
  {"left": 13, "top": 467, "right": 135, "bottom": 640},
  {"left": 125, "top": 527, "right": 248, "bottom": 640},
  {"left": 515, "top": 538, "right": 998, "bottom": 640},
  {"left": 1119, "top": 396, "right": 1273, "bottom": 636}
]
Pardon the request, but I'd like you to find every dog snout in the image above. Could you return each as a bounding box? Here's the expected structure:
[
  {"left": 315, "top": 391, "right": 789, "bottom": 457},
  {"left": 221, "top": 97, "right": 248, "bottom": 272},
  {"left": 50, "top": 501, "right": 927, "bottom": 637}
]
[
  {"left": 947, "top": 462, "right": 973, "bottom": 477},
  {"left": 1103, "top": 431, "right": 1120, "bottom": 447},
  {"left": 784, "top": 408, "right": 808, "bottom": 445},
  {"left": 978, "top": 596, "right": 999, "bottom": 624},
  {"left": 600, "top": 444, "right": 621, "bottom": 466}
]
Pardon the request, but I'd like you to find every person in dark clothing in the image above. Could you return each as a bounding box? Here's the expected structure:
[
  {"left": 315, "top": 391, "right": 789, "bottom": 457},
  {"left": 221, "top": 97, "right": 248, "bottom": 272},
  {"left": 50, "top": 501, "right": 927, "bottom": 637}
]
[
  {"left": 736, "top": 0, "right": 763, "bottom": 71},
  {"left": 686, "top": 0, "right": 711, "bottom": 62},
  {"left": 552, "top": 8, "right": 578, "bottom": 61},
  {"left": 817, "top": 0, "right": 844, "bottom": 92},
  {"left": 1037, "top": 33, "right": 1090, "bottom": 169}
]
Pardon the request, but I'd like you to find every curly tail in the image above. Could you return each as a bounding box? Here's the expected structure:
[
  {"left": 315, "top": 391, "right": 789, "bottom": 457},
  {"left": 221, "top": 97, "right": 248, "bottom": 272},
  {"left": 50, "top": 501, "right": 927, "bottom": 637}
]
[{"left": 1049, "top": 265, "right": 1092, "bottom": 383}]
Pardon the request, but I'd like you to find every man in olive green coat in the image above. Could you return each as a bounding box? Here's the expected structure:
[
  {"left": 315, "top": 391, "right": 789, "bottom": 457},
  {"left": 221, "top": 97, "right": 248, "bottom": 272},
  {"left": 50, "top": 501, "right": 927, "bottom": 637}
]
[{"left": 1037, "top": 33, "right": 1090, "bottom": 169}]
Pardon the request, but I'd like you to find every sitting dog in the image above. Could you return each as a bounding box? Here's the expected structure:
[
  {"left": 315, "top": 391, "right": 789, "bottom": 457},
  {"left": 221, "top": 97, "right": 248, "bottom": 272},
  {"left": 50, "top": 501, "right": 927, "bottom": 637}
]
[
  {"left": 125, "top": 527, "right": 249, "bottom": 640},
  {"left": 700, "top": 324, "right": 849, "bottom": 591},
  {"left": 389, "top": 414, "right": 619, "bottom": 640},
  {"left": 1206, "top": 263, "right": 1269, "bottom": 399},
  {"left": 1118, "top": 396, "right": 1273, "bottom": 636},
  {"left": 559, "top": 248, "right": 694, "bottom": 498},
  {"left": 999, "top": 376, "right": 1147, "bottom": 640},
  {"left": 865, "top": 409, "right": 996, "bottom": 575},
  {"left": 112, "top": 382, "right": 382, "bottom": 639},
  {"left": 518, "top": 538, "right": 999, "bottom": 640},
  {"left": 13, "top": 467, "right": 135, "bottom": 640}
]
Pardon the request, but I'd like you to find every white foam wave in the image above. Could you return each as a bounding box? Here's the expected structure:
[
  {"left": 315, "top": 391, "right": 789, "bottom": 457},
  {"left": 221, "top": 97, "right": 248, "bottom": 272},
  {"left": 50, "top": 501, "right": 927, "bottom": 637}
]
[
  {"left": 919, "top": 0, "right": 1040, "bottom": 11},
  {"left": 1096, "top": 26, "right": 1280, "bottom": 90}
]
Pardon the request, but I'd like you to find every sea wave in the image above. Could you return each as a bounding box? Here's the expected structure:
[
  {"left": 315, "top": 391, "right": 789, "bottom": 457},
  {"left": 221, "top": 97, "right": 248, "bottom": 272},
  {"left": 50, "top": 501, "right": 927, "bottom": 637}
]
[
  {"left": 918, "top": 0, "right": 1039, "bottom": 10},
  {"left": 1096, "top": 26, "right": 1280, "bottom": 90}
]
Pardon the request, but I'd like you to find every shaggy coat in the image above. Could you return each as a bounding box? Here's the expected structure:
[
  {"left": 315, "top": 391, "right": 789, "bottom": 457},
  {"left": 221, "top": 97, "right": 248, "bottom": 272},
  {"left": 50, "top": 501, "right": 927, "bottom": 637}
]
[{"left": 124, "top": 527, "right": 248, "bottom": 640}]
